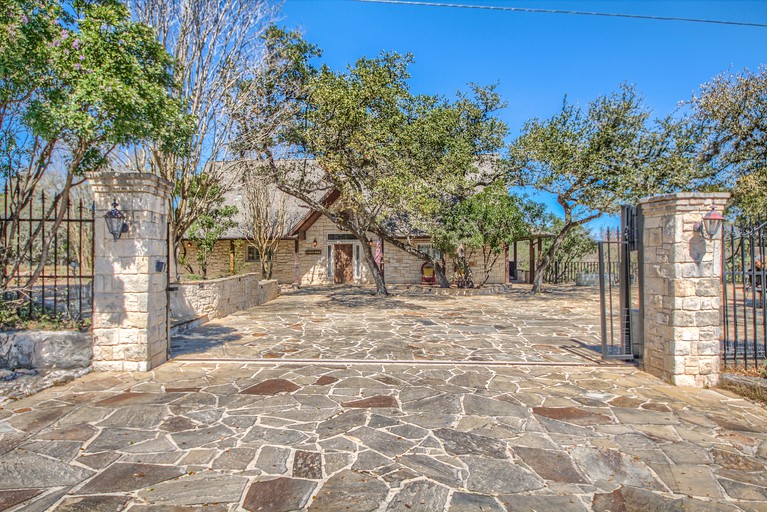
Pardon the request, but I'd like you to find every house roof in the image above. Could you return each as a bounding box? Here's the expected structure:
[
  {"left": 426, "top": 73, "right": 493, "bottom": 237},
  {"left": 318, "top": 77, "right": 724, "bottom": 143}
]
[
  {"left": 207, "top": 156, "right": 504, "bottom": 240},
  {"left": 212, "top": 160, "right": 327, "bottom": 240},
  {"left": 289, "top": 189, "right": 340, "bottom": 240}
]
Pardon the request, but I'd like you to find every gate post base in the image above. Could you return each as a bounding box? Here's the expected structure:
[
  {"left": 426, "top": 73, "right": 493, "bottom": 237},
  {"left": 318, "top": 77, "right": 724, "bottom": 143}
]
[
  {"left": 639, "top": 192, "right": 729, "bottom": 388},
  {"left": 89, "top": 172, "right": 172, "bottom": 372}
]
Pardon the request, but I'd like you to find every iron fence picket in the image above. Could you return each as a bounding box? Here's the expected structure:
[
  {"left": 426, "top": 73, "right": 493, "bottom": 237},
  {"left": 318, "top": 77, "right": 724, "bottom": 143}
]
[
  {"left": 1, "top": 189, "right": 95, "bottom": 325},
  {"left": 721, "top": 220, "right": 767, "bottom": 368}
]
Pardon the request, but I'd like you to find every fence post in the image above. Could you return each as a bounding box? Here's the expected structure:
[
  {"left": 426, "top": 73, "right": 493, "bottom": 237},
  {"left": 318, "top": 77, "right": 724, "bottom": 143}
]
[
  {"left": 638, "top": 192, "right": 730, "bottom": 387},
  {"left": 88, "top": 172, "right": 172, "bottom": 371}
]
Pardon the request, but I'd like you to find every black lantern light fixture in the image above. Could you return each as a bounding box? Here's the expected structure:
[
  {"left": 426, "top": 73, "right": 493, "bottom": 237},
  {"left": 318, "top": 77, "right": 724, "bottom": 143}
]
[
  {"left": 312, "top": 237, "right": 318, "bottom": 248},
  {"left": 104, "top": 201, "right": 127, "bottom": 241},
  {"left": 694, "top": 205, "right": 724, "bottom": 240}
]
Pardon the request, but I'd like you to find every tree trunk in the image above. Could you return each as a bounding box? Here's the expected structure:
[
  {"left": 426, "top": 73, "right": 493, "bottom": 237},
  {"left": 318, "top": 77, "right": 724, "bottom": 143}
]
[
  {"left": 433, "top": 260, "right": 450, "bottom": 288},
  {"left": 531, "top": 223, "right": 574, "bottom": 294},
  {"left": 360, "top": 236, "right": 388, "bottom": 295}
]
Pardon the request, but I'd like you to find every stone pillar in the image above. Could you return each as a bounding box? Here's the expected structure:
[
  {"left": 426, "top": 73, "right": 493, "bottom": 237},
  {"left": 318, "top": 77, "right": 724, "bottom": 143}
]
[
  {"left": 639, "top": 192, "right": 730, "bottom": 387},
  {"left": 89, "top": 172, "right": 172, "bottom": 371}
]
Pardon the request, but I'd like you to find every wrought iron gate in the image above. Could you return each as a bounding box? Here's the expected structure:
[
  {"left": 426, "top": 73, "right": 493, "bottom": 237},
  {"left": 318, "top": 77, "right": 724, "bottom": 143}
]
[
  {"left": 721, "top": 220, "right": 767, "bottom": 369},
  {"left": 1, "top": 188, "right": 94, "bottom": 325},
  {"left": 598, "top": 205, "right": 642, "bottom": 360}
]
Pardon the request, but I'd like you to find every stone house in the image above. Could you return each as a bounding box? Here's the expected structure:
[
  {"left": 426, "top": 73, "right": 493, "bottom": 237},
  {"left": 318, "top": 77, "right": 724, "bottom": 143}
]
[{"left": 181, "top": 170, "right": 510, "bottom": 286}]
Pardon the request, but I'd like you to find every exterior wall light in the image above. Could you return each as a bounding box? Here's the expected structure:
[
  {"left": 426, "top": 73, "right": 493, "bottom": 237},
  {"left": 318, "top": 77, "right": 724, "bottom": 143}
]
[
  {"left": 312, "top": 237, "right": 318, "bottom": 247},
  {"left": 694, "top": 205, "right": 725, "bottom": 239},
  {"left": 104, "top": 201, "right": 128, "bottom": 241}
]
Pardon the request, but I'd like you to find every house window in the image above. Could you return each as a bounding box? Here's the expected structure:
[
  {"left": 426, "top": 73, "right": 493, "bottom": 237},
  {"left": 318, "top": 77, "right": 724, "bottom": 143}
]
[
  {"left": 418, "top": 244, "right": 442, "bottom": 260},
  {"left": 247, "top": 246, "right": 271, "bottom": 262},
  {"left": 328, "top": 233, "right": 357, "bottom": 241}
]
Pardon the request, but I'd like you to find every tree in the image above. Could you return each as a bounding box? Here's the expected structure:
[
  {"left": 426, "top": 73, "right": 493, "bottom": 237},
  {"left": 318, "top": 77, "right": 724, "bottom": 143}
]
[
  {"left": 690, "top": 67, "right": 767, "bottom": 217},
  {"left": 237, "top": 29, "right": 507, "bottom": 295},
  {"left": 542, "top": 222, "right": 596, "bottom": 283},
  {"left": 1, "top": 0, "right": 186, "bottom": 293},
  {"left": 183, "top": 204, "right": 237, "bottom": 279},
  {"left": 507, "top": 84, "right": 685, "bottom": 293},
  {"left": 433, "top": 183, "right": 530, "bottom": 287},
  {"left": 241, "top": 165, "right": 300, "bottom": 279},
  {"left": 117, "top": 0, "right": 275, "bottom": 279}
]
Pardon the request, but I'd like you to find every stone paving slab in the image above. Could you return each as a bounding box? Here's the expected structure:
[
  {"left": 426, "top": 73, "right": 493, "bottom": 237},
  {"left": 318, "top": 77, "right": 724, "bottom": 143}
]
[
  {"left": 171, "top": 286, "right": 605, "bottom": 364},
  {"left": 1, "top": 361, "right": 767, "bottom": 510}
]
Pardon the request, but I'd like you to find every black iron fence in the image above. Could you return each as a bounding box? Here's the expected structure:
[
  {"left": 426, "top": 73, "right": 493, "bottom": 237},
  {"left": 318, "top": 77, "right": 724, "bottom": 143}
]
[
  {"left": 1, "top": 188, "right": 94, "bottom": 326},
  {"left": 722, "top": 220, "right": 767, "bottom": 369},
  {"left": 544, "top": 260, "right": 620, "bottom": 284},
  {"left": 597, "top": 212, "right": 641, "bottom": 360}
]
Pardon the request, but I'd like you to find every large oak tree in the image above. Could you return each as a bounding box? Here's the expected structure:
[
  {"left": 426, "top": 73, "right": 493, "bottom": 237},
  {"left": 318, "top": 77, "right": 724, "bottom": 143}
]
[
  {"left": 507, "top": 84, "right": 691, "bottom": 293},
  {"left": 236, "top": 28, "right": 507, "bottom": 295}
]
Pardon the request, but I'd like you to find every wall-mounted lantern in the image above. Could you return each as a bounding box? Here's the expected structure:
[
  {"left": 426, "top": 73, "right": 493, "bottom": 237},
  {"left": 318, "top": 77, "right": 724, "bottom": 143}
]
[
  {"left": 104, "top": 201, "right": 128, "bottom": 241},
  {"left": 312, "top": 237, "right": 318, "bottom": 248},
  {"left": 694, "top": 205, "right": 725, "bottom": 240}
]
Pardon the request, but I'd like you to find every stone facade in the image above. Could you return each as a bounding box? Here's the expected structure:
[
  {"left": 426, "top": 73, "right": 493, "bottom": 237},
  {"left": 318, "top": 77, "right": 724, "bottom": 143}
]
[
  {"left": 639, "top": 192, "right": 730, "bottom": 387},
  {"left": 170, "top": 275, "right": 279, "bottom": 326},
  {"left": 89, "top": 172, "right": 172, "bottom": 372},
  {"left": 182, "top": 239, "right": 296, "bottom": 284},
  {"left": 186, "top": 212, "right": 509, "bottom": 287}
]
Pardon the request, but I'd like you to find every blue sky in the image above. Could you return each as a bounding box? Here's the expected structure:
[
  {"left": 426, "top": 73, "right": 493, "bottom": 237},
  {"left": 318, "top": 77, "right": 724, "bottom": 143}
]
[{"left": 277, "top": 0, "right": 767, "bottom": 230}]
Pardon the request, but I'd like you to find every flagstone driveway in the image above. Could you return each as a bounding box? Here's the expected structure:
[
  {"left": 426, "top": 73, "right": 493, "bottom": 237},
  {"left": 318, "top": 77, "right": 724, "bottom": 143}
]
[
  {"left": 1, "top": 360, "right": 767, "bottom": 511},
  {"left": 2, "top": 286, "right": 767, "bottom": 511},
  {"left": 172, "top": 286, "right": 605, "bottom": 364}
]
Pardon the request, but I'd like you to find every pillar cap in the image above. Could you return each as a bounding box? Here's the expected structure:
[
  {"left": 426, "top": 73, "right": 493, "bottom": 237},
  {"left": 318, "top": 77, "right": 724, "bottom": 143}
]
[
  {"left": 88, "top": 171, "right": 173, "bottom": 199},
  {"left": 638, "top": 191, "right": 730, "bottom": 207}
]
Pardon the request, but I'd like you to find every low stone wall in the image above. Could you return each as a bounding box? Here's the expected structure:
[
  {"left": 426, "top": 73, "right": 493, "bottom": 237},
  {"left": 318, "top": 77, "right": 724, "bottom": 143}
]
[
  {"left": 170, "top": 274, "right": 279, "bottom": 329},
  {"left": 0, "top": 330, "right": 93, "bottom": 370}
]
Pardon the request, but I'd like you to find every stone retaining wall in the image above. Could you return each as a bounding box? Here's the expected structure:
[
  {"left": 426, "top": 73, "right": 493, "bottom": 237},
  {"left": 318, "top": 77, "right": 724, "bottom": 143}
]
[
  {"left": 0, "top": 330, "right": 92, "bottom": 370},
  {"left": 170, "top": 274, "right": 279, "bottom": 327}
]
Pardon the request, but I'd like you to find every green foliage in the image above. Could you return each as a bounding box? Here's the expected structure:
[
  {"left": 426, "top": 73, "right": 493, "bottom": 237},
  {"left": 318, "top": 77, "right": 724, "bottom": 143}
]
[
  {"left": 507, "top": 84, "right": 687, "bottom": 292},
  {"left": 436, "top": 184, "right": 529, "bottom": 253},
  {"left": 186, "top": 204, "right": 237, "bottom": 279},
  {"left": 1, "top": 0, "right": 189, "bottom": 294},
  {"left": 2, "top": 0, "right": 188, "bottom": 178},
  {"left": 237, "top": 29, "right": 508, "bottom": 292},
  {"left": 690, "top": 67, "right": 767, "bottom": 218},
  {"left": 433, "top": 182, "right": 530, "bottom": 286},
  {"left": 508, "top": 84, "right": 686, "bottom": 220}
]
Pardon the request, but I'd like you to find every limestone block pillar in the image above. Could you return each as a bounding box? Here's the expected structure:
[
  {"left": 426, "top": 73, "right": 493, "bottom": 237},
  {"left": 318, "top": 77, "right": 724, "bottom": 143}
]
[
  {"left": 639, "top": 192, "right": 730, "bottom": 387},
  {"left": 89, "top": 172, "right": 172, "bottom": 371}
]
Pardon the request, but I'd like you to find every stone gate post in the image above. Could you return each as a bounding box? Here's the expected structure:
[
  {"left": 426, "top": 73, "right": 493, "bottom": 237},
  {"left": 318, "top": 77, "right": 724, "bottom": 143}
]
[
  {"left": 89, "top": 172, "right": 172, "bottom": 371},
  {"left": 639, "top": 192, "right": 730, "bottom": 387}
]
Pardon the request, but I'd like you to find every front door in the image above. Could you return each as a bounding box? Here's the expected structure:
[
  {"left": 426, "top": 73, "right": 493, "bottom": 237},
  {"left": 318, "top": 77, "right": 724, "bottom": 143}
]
[{"left": 334, "top": 244, "right": 354, "bottom": 284}]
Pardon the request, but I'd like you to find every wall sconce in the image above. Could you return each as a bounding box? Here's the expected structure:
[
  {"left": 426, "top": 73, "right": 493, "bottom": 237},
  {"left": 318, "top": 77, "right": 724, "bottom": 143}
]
[
  {"left": 104, "top": 201, "right": 128, "bottom": 241},
  {"left": 694, "top": 205, "right": 725, "bottom": 240},
  {"left": 312, "top": 237, "right": 318, "bottom": 248}
]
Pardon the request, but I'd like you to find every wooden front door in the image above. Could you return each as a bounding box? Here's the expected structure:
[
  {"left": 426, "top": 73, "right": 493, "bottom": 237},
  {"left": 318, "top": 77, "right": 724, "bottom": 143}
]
[{"left": 334, "top": 244, "right": 354, "bottom": 284}]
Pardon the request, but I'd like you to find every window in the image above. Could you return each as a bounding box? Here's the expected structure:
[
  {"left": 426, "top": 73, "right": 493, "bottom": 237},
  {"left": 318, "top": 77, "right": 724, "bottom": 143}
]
[
  {"left": 328, "top": 233, "right": 357, "bottom": 241},
  {"left": 246, "top": 246, "right": 271, "bottom": 262},
  {"left": 418, "top": 244, "right": 442, "bottom": 260}
]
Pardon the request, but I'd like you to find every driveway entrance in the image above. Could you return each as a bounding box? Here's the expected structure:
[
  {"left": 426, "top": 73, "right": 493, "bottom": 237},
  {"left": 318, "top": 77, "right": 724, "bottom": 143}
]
[
  {"left": 172, "top": 286, "right": 607, "bottom": 365},
  {"left": 5, "top": 286, "right": 767, "bottom": 511}
]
